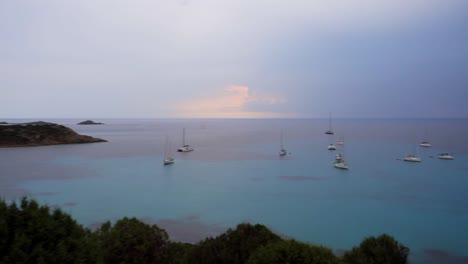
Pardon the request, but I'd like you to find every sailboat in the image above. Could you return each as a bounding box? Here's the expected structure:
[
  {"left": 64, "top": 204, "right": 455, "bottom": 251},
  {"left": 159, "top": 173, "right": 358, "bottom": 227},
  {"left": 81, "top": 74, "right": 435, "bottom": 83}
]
[
  {"left": 403, "top": 154, "right": 421, "bottom": 162},
  {"left": 334, "top": 141, "right": 348, "bottom": 169},
  {"left": 327, "top": 144, "right": 337, "bottom": 150},
  {"left": 438, "top": 140, "right": 454, "bottom": 160},
  {"left": 325, "top": 113, "right": 334, "bottom": 135},
  {"left": 177, "top": 128, "right": 194, "bottom": 152},
  {"left": 336, "top": 137, "right": 344, "bottom": 145},
  {"left": 438, "top": 153, "right": 454, "bottom": 160},
  {"left": 419, "top": 141, "right": 431, "bottom": 148},
  {"left": 163, "top": 136, "right": 175, "bottom": 165},
  {"left": 419, "top": 128, "right": 431, "bottom": 147},
  {"left": 335, "top": 153, "right": 343, "bottom": 162},
  {"left": 279, "top": 132, "right": 287, "bottom": 156},
  {"left": 334, "top": 160, "right": 349, "bottom": 170},
  {"left": 403, "top": 143, "right": 421, "bottom": 162}
]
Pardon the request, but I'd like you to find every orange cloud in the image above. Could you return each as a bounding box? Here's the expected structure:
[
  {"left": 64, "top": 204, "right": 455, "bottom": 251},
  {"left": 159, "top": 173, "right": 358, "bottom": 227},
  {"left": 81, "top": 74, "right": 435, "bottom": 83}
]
[{"left": 175, "top": 85, "right": 289, "bottom": 118}]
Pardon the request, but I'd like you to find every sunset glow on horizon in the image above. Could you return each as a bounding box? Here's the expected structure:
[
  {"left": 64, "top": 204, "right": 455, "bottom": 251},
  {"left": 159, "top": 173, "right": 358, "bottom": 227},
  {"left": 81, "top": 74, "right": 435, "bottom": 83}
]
[{"left": 174, "top": 85, "right": 291, "bottom": 118}]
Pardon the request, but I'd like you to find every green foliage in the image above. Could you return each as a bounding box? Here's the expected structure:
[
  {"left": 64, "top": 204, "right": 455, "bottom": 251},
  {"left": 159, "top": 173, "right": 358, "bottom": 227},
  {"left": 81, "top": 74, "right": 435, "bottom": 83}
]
[
  {"left": 165, "top": 242, "right": 195, "bottom": 264},
  {"left": 0, "top": 197, "right": 412, "bottom": 264},
  {"left": 343, "top": 234, "right": 409, "bottom": 264},
  {"left": 186, "top": 223, "right": 282, "bottom": 264},
  {"left": 246, "top": 239, "right": 340, "bottom": 264},
  {"left": 0, "top": 197, "right": 99, "bottom": 264},
  {"left": 96, "top": 217, "right": 169, "bottom": 264}
]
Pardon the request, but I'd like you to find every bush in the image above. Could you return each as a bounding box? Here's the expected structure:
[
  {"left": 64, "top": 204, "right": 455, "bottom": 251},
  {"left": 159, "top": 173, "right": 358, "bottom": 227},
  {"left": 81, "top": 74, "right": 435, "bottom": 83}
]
[
  {"left": 343, "top": 234, "right": 409, "bottom": 264},
  {"left": 186, "top": 223, "right": 282, "bottom": 264},
  {"left": 247, "top": 239, "right": 340, "bottom": 264},
  {"left": 96, "top": 217, "right": 169, "bottom": 264},
  {"left": 0, "top": 198, "right": 99, "bottom": 263}
]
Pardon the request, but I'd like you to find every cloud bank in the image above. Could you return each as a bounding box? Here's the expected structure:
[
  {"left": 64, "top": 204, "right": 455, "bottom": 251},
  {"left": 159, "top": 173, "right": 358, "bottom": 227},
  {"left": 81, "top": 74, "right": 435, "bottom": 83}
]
[
  {"left": 1, "top": 0, "right": 467, "bottom": 118},
  {"left": 175, "top": 85, "right": 288, "bottom": 118}
]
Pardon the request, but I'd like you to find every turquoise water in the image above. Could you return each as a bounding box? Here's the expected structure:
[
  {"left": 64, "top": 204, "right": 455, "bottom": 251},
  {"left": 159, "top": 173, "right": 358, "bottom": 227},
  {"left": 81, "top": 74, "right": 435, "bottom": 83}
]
[{"left": 1, "top": 118, "right": 467, "bottom": 263}]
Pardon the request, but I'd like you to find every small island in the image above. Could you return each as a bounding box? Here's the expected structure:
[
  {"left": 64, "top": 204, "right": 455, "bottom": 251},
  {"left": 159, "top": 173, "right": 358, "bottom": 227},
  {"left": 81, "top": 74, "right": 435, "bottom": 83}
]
[
  {"left": 77, "top": 120, "right": 103, "bottom": 125},
  {"left": 0, "top": 122, "right": 107, "bottom": 147}
]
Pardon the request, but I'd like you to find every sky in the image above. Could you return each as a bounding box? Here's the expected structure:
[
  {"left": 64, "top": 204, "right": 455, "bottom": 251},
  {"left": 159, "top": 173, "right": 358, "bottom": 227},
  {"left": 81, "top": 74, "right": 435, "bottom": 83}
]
[{"left": 1, "top": 0, "right": 467, "bottom": 118}]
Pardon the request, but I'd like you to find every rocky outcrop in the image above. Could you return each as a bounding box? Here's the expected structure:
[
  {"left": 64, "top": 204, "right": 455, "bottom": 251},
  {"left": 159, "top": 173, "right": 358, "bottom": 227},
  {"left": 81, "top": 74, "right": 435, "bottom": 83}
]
[
  {"left": 0, "top": 122, "right": 107, "bottom": 147},
  {"left": 77, "top": 120, "right": 103, "bottom": 125}
]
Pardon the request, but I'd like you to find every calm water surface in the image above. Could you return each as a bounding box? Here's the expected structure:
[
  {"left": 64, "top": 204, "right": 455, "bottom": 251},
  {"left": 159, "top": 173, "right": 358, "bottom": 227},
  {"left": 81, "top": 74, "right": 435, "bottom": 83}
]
[{"left": 1, "top": 118, "right": 467, "bottom": 263}]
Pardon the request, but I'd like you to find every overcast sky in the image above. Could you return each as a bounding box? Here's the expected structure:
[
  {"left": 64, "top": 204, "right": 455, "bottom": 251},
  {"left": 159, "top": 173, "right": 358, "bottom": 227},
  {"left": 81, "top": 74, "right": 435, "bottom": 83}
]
[{"left": 1, "top": 0, "right": 467, "bottom": 118}]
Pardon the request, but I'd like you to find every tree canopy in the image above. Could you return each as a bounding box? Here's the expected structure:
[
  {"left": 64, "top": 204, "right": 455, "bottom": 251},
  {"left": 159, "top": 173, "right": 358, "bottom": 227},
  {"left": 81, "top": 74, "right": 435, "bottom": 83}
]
[
  {"left": 342, "top": 234, "right": 409, "bottom": 264},
  {"left": 0, "top": 198, "right": 99, "bottom": 264},
  {"left": 0, "top": 198, "right": 409, "bottom": 264},
  {"left": 247, "top": 239, "right": 340, "bottom": 264}
]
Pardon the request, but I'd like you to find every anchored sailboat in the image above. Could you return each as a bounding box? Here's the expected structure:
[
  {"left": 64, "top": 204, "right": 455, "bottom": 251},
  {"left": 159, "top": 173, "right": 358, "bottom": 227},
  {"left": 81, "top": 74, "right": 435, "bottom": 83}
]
[
  {"left": 334, "top": 160, "right": 349, "bottom": 170},
  {"left": 438, "top": 153, "right": 454, "bottom": 160},
  {"left": 336, "top": 136, "right": 344, "bottom": 145},
  {"left": 334, "top": 141, "right": 348, "bottom": 169},
  {"left": 327, "top": 144, "right": 337, "bottom": 150},
  {"left": 325, "top": 113, "right": 334, "bottom": 135},
  {"left": 419, "top": 128, "right": 431, "bottom": 147},
  {"left": 163, "top": 136, "right": 175, "bottom": 165},
  {"left": 177, "top": 128, "right": 194, "bottom": 152},
  {"left": 403, "top": 143, "right": 421, "bottom": 162},
  {"left": 279, "top": 132, "right": 288, "bottom": 156},
  {"left": 419, "top": 141, "right": 431, "bottom": 148}
]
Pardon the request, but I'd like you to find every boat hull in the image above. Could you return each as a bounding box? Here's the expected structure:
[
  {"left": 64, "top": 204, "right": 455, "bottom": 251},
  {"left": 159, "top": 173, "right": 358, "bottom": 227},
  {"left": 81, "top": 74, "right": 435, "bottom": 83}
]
[
  {"left": 438, "top": 155, "right": 454, "bottom": 160},
  {"left": 403, "top": 158, "right": 421, "bottom": 162},
  {"left": 177, "top": 145, "right": 193, "bottom": 152},
  {"left": 334, "top": 163, "right": 349, "bottom": 170},
  {"left": 163, "top": 158, "right": 174, "bottom": 165},
  {"left": 419, "top": 143, "right": 431, "bottom": 147}
]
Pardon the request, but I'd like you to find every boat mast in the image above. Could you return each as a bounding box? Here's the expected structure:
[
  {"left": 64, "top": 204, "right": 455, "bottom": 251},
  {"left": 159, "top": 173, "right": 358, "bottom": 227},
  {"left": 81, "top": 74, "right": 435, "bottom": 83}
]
[
  {"left": 280, "top": 131, "right": 284, "bottom": 150},
  {"left": 182, "top": 128, "right": 186, "bottom": 146},
  {"left": 165, "top": 135, "right": 169, "bottom": 159},
  {"left": 168, "top": 137, "right": 172, "bottom": 159}
]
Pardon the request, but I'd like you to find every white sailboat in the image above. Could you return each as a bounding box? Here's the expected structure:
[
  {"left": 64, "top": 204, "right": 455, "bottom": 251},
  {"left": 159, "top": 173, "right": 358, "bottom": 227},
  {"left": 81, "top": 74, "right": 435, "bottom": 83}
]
[
  {"left": 327, "top": 144, "right": 336, "bottom": 150},
  {"left": 279, "top": 132, "right": 288, "bottom": 156},
  {"left": 419, "top": 141, "right": 431, "bottom": 148},
  {"left": 403, "top": 154, "right": 421, "bottom": 162},
  {"left": 334, "top": 141, "right": 348, "bottom": 169},
  {"left": 438, "top": 153, "right": 454, "bottom": 160},
  {"left": 325, "top": 113, "right": 334, "bottom": 135},
  {"left": 336, "top": 137, "right": 344, "bottom": 145},
  {"left": 177, "top": 128, "right": 194, "bottom": 152},
  {"left": 163, "top": 136, "right": 175, "bottom": 165},
  {"left": 419, "top": 129, "right": 431, "bottom": 147},
  {"left": 438, "top": 140, "right": 454, "bottom": 160},
  {"left": 335, "top": 153, "right": 343, "bottom": 162},
  {"left": 403, "top": 141, "right": 421, "bottom": 162},
  {"left": 334, "top": 161, "right": 349, "bottom": 170}
]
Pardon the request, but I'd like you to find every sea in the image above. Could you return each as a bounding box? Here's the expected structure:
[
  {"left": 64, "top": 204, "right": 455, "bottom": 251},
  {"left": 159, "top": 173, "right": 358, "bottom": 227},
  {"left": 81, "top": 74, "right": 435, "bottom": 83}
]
[{"left": 1, "top": 118, "right": 467, "bottom": 263}]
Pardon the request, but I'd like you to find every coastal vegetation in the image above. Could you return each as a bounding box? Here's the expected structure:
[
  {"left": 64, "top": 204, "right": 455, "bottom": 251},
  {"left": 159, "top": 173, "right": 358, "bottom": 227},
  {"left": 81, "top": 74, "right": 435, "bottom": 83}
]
[
  {"left": 0, "top": 197, "right": 409, "bottom": 264},
  {"left": 0, "top": 122, "right": 106, "bottom": 147}
]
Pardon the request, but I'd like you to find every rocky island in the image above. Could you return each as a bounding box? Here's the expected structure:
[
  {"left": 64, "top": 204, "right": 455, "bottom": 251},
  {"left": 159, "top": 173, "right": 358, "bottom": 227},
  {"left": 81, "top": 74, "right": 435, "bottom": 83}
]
[
  {"left": 0, "top": 122, "right": 107, "bottom": 147},
  {"left": 77, "top": 120, "right": 103, "bottom": 125}
]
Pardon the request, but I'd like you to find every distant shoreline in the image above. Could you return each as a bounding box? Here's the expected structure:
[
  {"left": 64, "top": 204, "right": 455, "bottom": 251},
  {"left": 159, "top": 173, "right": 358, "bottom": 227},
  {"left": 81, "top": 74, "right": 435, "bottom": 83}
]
[{"left": 0, "top": 122, "right": 107, "bottom": 147}]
